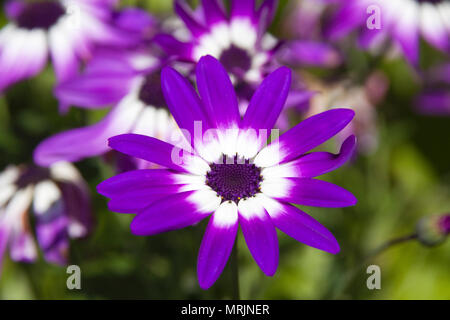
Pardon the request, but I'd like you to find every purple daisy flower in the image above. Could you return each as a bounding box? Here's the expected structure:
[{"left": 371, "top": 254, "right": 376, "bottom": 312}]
[
  {"left": 155, "top": 0, "right": 315, "bottom": 118},
  {"left": 33, "top": 47, "right": 180, "bottom": 169},
  {"left": 156, "top": 0, "right": 279, "bottom": 83},
  {"left": 97, "top": 56, "right": 357, "bottom": 289},
  {"left": 325, "top": 0, "right": 450, "bottom": 65},
  {"left": 0, "top": 162, "right": 92, "bottom": 276},
  {"left": 0, "top": 0, "right": 140, "bottom": 92}
]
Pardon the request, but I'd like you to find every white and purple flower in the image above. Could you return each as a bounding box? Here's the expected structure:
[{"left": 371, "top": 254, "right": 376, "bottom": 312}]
[
  {"left": 155, "top": 0, "right": 324, "bottom": 117},
  {"left": 0, "top": 162, "right": 92, "bottom": 276},
  {"left": 98, "top": 56, "right": 357, "bottom": 289},
  {"left": 325, "top": 0, "right": 450, "bottom": 65},
  {"left": 155, "top": 0, "right": 279, "bottom": 84},
  {"left": 0, "top": 0, "right": 141, "bottom": 92}
]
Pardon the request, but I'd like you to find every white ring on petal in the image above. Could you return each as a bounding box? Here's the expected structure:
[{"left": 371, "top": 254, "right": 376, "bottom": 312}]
[
  {"left": 212, "top": 200, "right": 238, "bottom": 227},
  {"left": 260, "top": 178, "right": 293, "bottom": 199},
  {"left": 238, "top": 197, "right": 266, "bottom": 220},
  {"left": 188, "top": 188, "right": 221, "bottom": 214}
]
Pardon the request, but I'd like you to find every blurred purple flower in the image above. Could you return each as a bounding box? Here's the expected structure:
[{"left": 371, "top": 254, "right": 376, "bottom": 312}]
[
  {"left": 155, "top": 0, "right": 279, "bottom": 83},
  {"left": 97, "top": 56, "right": 357, "bottom": 289},
  {"left": 154, "top": 0, "right": 313, "bottom": 120},
  {"left": 0, "top": 0, "right": 145, "bottom": 94},
  {"left": 0, "top": 162, "right": 92, "bottom": 276},
  {"left": 33, "top": 47, "right": 181, "bottom": 170},
  {"left": 325, "top": 0, "right": 450, "bottom": 66},
  {"left": 416, "top": 63, "right": 450, "bottom": 116}
]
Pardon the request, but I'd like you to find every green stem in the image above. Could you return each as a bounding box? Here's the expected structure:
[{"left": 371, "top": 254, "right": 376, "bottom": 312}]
[
  {"left": 24, "top": 265, "right": 40, "bottom": 299},
  {"left": 230, "top": 240, "right": 240, "bottom": 300},
  {"left": 364, "top": 233, "right": 418, "bottom": 263},
  {"left": 332, "top": 232, "right": 418, "bottom": 299}
]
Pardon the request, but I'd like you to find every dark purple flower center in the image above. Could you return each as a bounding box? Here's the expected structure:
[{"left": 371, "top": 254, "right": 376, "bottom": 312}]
[
  {"left": 16, "top": 1, "right": 66, "bottom": 30},
  {"left": 219, "top": 46, "right": 252, "bottom": 76},
  {"left": 138, "top": 73, "right": 167, "bottom": 108},
  {"left": 16, "top": 165, "right": 50, "bottom": 188},
  {"left": 206, "top": 156, "right": 262, "bottom": 202}
]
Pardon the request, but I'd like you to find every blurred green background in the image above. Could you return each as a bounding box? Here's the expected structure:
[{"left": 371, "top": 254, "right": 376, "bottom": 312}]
[{"left": 0, "top": 0, "right": 449, "bottom": 299}]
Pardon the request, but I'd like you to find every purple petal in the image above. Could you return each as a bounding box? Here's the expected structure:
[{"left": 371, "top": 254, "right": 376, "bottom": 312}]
[
  {"left": 39, "top": 233, "right": 68, "bottom": 265},
  {"left": 358, "top": 26, "right": 386, "bottom": 50},
  {"left": 324, "top": 2, "right": 366, "bottom": 40},
  {"left": 279, "top": 40, "right": 341, "bottom": 67},
  {"left": 97, "top": 169, "right": 178, "bottom": 198},
  {"left": 242, "top": 66, "right": 291, "bottom": 132},
  {"left": 196, "top": 55, "right": 240, "bottom": 129},
  {"left": 255, "top": 109, "right": 355, "bottom": 167},
  {"left": 416, "top": 90, "right": 450, "bottom": 116},
  {"left": 49, "top": 27, "right": 79, "bottom": 83},
  {"left": 279, "top": 135, "right": 356, "bottom": 178},
  {"left": 285, "top": 88, "right": 314, "bottom": 111},
  {"left": 110, "top": 152, "right": 139, "bottom": 173},
  {"left": 197, "top": 201, "right": 238, "bottom": 289},
  {"left": 54, "top": 73, "right": 134, "bottom": 108},
  {"left": 260, "top": 195, "right": 340, "bottom": 254},
  {"left": 108, "top": 134, "right": 191, "bottom": 172},
  {"left": 161, "top": 66, "right": 211, "bottom": 142},
  {"left": 9, "top": 231, "right": 37, "bottom": 263},
  {"left": 262, "top": 177, "right": 357, "bottom": 208},
  {"left": 392, "top": 2, "right": 419, "bottom": 65},
  {"left": 130, "top": 189, "right": 220, "bottom": 236},
  {"left": 113, "top": 8, "right": 157, "bottom": 35},
  {"left": 35, "top": 211, "right": 69, "bottom": 265},
  {"left": 4, "top": 188, "right": 36, "bottom": 263},
  {"left": 0, "top": 27, "right": 48, "bottom": 91},
  {"left": 34, "top": 101, "right": 142, "bottom": 166},
  {"left": 153, "top": 34, "right": 194, "bottom": 61},
  {"left": 108, "top": 185, "right": 183, "bottom": 213},
  {"left": 59, "top": 180, "right": 93, "bottom": 239},
  {"left": 257, "top": 0, "right": 278, "bottom": 30},
  {"left": 231, "top": 0, "right": 255, "bottom": 20},
  {"left": 77, "top": 11, "right": 141, "bottom": 49},
  {"left": 83, "top": 48, "right": 142, "bottom": 75},
  {"left": 238, "top": 198, "right": 278, "bottom": 276},
  {"left": 175, "top": 0, "right": 207, "bottom": 37},
  {"left": 5, "top": 0, "right": 25, "bottom": 20},
  {"left": 201, "top": 0, "right": 227, "bottom": 26},
  {"left": 33, "top": 180, "right": 69, "bottom": 265}
]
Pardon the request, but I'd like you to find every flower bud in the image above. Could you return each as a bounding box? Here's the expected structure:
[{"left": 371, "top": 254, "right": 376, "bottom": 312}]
[{"left": 416, "top": 214, "right": 450, "bottom": 247}]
